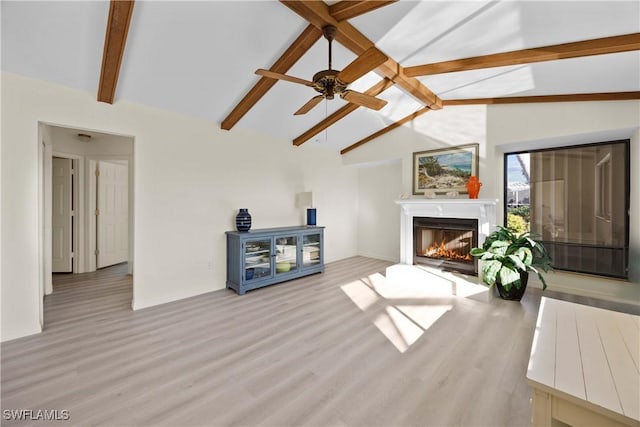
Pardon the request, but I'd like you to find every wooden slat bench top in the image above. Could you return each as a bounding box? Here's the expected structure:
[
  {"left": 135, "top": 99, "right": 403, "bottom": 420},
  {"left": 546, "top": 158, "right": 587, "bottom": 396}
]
[{"left": 527, "top": 297, "right": 640, "bottom": 426}]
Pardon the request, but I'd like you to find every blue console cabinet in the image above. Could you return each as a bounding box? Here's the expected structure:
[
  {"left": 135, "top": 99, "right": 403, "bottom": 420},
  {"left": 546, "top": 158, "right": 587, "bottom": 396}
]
[{"left": 226, "top": 226, "right": 324, "bottom": 295}]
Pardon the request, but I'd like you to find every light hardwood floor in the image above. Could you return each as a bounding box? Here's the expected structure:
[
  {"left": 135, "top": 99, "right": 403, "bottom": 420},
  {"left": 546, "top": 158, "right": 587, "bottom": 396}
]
[{"left": 0, "top": 257, "right": 632, "bottom": 426}]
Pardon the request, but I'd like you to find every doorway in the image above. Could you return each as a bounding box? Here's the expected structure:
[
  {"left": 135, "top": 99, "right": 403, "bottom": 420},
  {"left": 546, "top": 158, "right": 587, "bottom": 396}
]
[{"left": 39, "top": 122, "right": 135, "bottom": 327}]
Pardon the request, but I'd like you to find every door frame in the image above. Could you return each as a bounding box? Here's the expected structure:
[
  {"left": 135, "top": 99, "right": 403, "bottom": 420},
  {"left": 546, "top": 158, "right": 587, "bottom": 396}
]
[
  {"left": 39, "top": 137, "right": 83, "bottom": 299},
  {"left": 52, "top": 153, "right": 82, "bottom": 276}
]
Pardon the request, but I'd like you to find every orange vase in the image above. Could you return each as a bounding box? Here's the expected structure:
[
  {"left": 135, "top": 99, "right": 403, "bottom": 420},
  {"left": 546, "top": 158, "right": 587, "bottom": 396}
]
[{"left": 466, "top": 176, "right": 482, "bottom": 199}]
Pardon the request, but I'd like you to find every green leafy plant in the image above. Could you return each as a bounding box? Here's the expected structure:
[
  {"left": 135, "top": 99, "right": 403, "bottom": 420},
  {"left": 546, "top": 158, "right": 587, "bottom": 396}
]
[{"left": 470, "top": 226, "right": 552, "bottom": 292}]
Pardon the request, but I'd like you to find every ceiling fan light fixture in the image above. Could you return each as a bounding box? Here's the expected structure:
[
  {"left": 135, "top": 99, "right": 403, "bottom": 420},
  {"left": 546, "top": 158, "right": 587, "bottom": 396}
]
[
  {"left": 311, "top": 69, "right": 347, "bottom": 98},
  {"left": 325, "top": 85, "right": 335, "bottom": 100},
  {"left": 77, "top": 133, "right": 92, "bottom": 142}
]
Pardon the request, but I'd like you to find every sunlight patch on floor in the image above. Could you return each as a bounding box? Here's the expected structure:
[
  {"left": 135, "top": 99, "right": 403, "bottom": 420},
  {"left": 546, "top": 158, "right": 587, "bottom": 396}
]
[
  {"left": 374, "top": 269, "right": 453, "bottom": 298},
  {"left": 340, "top": 279, "right": 379, "bottom": 311},
  {"left": 396, "top": 304, "right": 452, "bottom": 331},
  {"left": 386, "top": 264, "right": 492, "bottom": 302},
  {"left": 340, "top": 273, "right": 452, "bottom": 353}
]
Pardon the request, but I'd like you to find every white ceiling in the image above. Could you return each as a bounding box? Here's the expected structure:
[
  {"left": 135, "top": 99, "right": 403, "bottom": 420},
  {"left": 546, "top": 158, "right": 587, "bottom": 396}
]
[{"left": 2, "top": 1, "right": 639, "bottom": 151}]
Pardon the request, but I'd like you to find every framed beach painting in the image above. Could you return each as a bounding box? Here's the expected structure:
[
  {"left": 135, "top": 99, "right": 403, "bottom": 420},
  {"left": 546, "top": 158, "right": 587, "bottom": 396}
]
[{"left": 412, "top": 143, "right": 479, "bottom": 195}]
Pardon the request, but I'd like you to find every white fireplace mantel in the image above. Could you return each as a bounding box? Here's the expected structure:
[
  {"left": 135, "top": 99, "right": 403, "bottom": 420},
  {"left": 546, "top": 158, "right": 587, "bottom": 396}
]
[{"left": 394, "top": 198, "right": 498, "bottom": 265}]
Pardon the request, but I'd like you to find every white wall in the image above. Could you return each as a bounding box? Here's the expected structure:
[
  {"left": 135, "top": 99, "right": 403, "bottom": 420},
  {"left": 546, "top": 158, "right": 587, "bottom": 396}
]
[
  {"left": 356, "top": 160, "right": 402, "bottom": 262},
  {"left": 343, "top": 105, "right": 489, "bottom": 194},
  {"left": 1, "top": 72, "right": 359, "bottom": 341}
]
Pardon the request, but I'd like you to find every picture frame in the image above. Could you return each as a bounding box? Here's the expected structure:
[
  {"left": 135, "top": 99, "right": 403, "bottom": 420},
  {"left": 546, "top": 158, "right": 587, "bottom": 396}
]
[{"left": 412, "top": 143, "right": 479, "bottom": 196}]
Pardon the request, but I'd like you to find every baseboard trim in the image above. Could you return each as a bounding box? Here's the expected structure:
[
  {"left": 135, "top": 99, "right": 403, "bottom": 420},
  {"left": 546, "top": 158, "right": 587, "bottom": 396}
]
[
  {"left": 132, "top": 287, "right": 224, "bottom": 311},
  {"left": 1, "top": 323, "right": 42, "bottom": 343},
  {"left": 356, "top": 251, "right": 399, "bottom": 263}
]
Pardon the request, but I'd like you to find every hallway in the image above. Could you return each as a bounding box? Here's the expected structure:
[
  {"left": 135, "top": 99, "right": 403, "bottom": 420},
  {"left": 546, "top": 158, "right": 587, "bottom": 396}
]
[{"left": 47, "top": 263, "right": 132, "bottom": 327}]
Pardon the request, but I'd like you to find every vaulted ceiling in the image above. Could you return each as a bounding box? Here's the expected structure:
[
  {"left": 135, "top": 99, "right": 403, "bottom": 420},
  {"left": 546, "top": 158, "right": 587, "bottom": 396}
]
[{"left": 2, "top": 1, "right": 639, "bottom": 152}]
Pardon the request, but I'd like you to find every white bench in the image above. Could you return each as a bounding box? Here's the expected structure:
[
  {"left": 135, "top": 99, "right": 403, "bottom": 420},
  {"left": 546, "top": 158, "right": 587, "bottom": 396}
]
[{"left": 527, "top": 297, "right": 640, "bottom": 426}]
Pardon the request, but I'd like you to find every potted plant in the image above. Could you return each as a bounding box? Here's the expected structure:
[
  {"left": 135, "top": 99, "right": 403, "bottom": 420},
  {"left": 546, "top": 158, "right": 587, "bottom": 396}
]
[{"left": 470, "top": 226, "right": 552, "bottom": 300}]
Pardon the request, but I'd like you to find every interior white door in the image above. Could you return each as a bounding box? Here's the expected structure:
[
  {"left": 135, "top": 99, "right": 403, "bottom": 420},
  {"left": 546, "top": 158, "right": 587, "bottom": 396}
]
[
  {"left": 52, "top": 157, "right": 73, "bottom": 272},
  {"left": 97, "top": 161, "right": 128, "bottom": 268}
]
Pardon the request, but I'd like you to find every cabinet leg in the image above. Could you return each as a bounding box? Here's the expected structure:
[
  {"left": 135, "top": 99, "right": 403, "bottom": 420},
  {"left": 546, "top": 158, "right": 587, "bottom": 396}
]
[{"left": 531, "top": 388, "right": 551, "bottom": 427}]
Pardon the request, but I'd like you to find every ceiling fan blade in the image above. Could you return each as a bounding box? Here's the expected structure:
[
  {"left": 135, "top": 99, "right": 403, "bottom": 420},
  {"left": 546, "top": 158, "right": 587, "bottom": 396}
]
[
  {"left": 341, "top": 90, "right": 387, "bottom": 110},
  {"left": 255, "top": 69, "right": 314, "bottom": 87},
  {"left": 294, "top": 95, "right": 325, "bottom": 115},
  {"left": 337, "top": 47, "right": 388, "bottom": 84}
]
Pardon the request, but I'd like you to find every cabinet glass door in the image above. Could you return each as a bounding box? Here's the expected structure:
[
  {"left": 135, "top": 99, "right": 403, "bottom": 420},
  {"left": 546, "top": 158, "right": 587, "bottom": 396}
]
[
  {"left": 302, "top": 233, "right": 321, "bottom": 268},
  {"left": 275, "top": 235, "right": 297, "bottom": 276},
  {"left": 244, "top": 239, "right": 271, "bottom": 281}
]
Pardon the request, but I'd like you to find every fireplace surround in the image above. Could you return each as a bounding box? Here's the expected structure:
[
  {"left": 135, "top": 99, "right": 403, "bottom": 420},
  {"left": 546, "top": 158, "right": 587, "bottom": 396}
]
[{"left": 395, "top": 199, "right": 498, "bottom": 269}]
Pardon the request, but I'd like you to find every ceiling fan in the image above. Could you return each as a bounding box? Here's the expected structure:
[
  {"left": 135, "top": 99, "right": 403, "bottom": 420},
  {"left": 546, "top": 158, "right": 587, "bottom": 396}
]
[{"left": 256, "top": 25, "right": 389, "bottom": 115}]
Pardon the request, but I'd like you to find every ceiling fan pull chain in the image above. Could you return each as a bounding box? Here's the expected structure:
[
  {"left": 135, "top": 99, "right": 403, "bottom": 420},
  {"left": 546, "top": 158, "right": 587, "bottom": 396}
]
[{"left": 325, "top": 101, "right": 329, "bottom": 143}]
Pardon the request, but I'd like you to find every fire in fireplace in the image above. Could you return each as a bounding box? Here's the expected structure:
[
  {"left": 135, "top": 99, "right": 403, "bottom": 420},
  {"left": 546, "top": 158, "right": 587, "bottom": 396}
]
[
  {"left": 413, "top": 217, "right": 478, "bottom": 275},
  {"left": 423, "top": 240, "right": 472, "bottom": 261}
]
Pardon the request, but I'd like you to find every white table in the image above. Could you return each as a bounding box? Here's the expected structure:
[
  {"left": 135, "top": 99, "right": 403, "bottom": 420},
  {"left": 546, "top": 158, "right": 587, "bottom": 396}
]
[{"left": 527, "top": 297, "right": 640, "bottom": 427}]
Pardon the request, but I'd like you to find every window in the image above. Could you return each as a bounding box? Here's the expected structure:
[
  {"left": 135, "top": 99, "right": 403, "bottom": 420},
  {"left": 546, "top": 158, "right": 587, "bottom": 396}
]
[{"left": 505, "top": 140, "right": 630, "bottom": 279}]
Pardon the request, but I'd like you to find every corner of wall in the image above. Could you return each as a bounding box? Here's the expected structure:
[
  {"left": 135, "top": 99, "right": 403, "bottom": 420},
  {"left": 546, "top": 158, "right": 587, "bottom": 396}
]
[
  {"left": 1, "top": 323, "right": 42, "bottom": 343},
  {"left": 628, "top": 128, "right": 640, "bottom": 282}
]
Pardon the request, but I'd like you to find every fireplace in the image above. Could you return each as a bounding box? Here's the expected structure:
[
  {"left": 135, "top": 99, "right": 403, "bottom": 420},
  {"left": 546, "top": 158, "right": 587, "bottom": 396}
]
[
  {"left": 395, "top": 199, "right": 497, "bottom": 272},
  {"left": 413, "top": 217, "right": 478, "bottom": 275}
]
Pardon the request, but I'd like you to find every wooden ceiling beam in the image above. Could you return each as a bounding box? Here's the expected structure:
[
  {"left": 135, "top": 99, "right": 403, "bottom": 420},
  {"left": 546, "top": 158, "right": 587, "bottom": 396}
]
[
  {"left": 329, "top": 1, "right": 398, "bottom": 22},
  {"left": 97, "top": 0, "right": 135, "bottom": 104},
  {"left": 220, "top": 24, "right": 322, "bottom": 130},
  {"left": 405, "top": 33, "right": 640, "bottom": 77},
  {"left": 340, "top": 106, "right": 430, "bottom": 155},
  {"left": 293, "top": 78, "right": 395, "bottom": 146},
  {"left": 280, "top": 0, "right": 442, "bottom": 109},
  {"left": 442, "top": 92, "right": 640, "bottom": 106},
  {"left": 341, "top": 91, "right": 640, "bottom": 154}
]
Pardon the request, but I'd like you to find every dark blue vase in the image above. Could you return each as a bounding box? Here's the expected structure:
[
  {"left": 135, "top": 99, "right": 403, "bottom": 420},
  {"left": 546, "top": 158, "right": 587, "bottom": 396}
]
[
  {"left": 307, "top": 208, "right": 317, "bottom": 226},
  {"left": 236, "top": 208, "right": 251, "bottom": 232}
]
